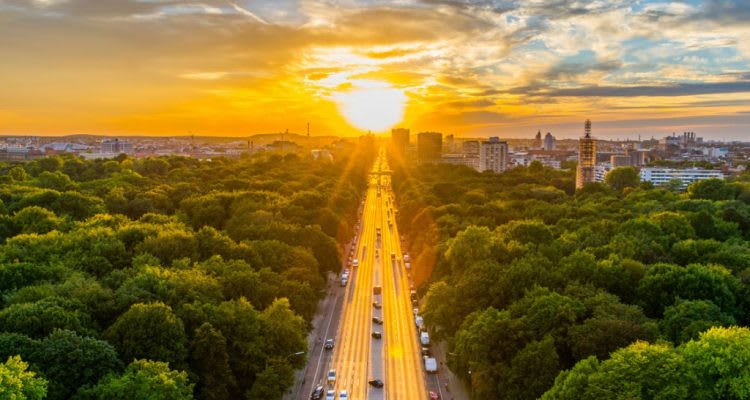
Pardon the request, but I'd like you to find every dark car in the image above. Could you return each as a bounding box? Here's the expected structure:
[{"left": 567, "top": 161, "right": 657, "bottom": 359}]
[
  {"left": 310, "top": 385, "right": 324, "bottom": 400},
  {"left": 372, "top": 331, "right": 382, "bottom": 339},
  {"left": 421, "top": 347, "right": 431, "bottom": 356},
  {"left": 324, "top": 338, "right": 334, "bottom": 350},
  {"left": 368, "top": 379, "right": 384, "bottom": 388},
  {"left": 373, "top": 301, "right": 381, "bottom": 309},
  {"left": 372, "top": 317, "right": 383, "bottom": 324}
]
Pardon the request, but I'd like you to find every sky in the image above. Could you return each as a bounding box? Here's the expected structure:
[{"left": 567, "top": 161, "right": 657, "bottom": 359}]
[{"left": 1, "top": 0, "right": 750, "bottom": 140}]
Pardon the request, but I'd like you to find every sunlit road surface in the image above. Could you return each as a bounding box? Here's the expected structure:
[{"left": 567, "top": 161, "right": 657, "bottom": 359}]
[{"left": 331, "top": 148, "right": 427, "bottom": 400}]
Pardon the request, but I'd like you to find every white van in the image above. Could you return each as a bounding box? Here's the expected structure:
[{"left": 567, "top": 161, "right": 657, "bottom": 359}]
[{"left": 420, "top": 331, "right": 430, "bottom": 346}]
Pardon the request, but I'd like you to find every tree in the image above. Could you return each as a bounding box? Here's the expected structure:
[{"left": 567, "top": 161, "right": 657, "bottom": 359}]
[
  {"left": 74, "top": 359, "right": 193, "bottom": 400},
  {"left": 259, "top": 299, "right": 307, "bottom": 368},
  {"left": 688, "top": 178, "right": 738, "bottom": 201},
  {"left": 660, "top": 299, "right": 736, "bottom": 344},
  {"left": 500, "top": 336, "right": 561, "bottom": 400},
  {"left": 34, "top": 329, "right": 123, "bottom": 400},
  {"left": 605, "top": 167, "right": 640, "bottom": 191},
  {"left": 681, "top": 326, "right": 750, "bottom": 399},
  {"left": 36, "top": 171, "right": 73, "bottom": 191},
  {"left": 13, "top": 206, "right": 62, "bottom": 234},
  {"left": 0, "top": 297, "right": 94, "bottom": 338},
  {"left": 189, "top": 323, "right": 237, "bottom": 400},
  {"left": 104, "top": 302, "right": 187, "bottom": 367},
  {"left": 445, "top": 226, "right": 495, "bottom": 273},
  {"left": 0, "top": 355, "right": 47, "bottom": 400},
  {"left": 246, "top": 358, "right": 294, "bottom": 400},
  {"left": 9, "top": 167, "right": 28, "bottom": 182}
]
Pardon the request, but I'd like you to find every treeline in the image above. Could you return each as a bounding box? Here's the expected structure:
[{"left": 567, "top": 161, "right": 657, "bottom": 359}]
[
  {"left": 0, "top": 145, "right": 373, "bottom": 400},
  {"left": 392, "top": 161, "right": 750, "bottom": 399}
]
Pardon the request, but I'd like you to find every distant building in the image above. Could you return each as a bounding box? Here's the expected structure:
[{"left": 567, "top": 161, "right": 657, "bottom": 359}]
[
  {"left": 445, "top": 134, "right": 455, "bottom": 152},
  {"left": 417, "top": 132, "right": 442, "bottom": 164},
  {"left": 610, "top": 155, "right": 632, "bottom": 168},
  {"left": 391, "top": 128, "right": 410, "bottom": 156},
  {"left": 462, "top": 140, "right": 480, "bottom": 156},
  {"left": 640, "top": 167, "right": 724, "bottom": 190},
  {"left": 534, "top": 130, "right": 543, "bottom": 149},
  {"left": 543, "top": 132, "right": 556, "bottom": 151},
  {"left": 595, "top": 163, "right": 611, "bottom": 182},
  {"left": 576, "top": 120, "right": 597, "bottom": 189},
  {"left": 0, "top": 147, "right": 44, "bottom": 161},
  {"left": 311, "top": 149, "right": 333, "bottom": 161},
  {"left": 479, "top": 137, "right": 508, "bottom": 173},
  {"left": 441, "top": 153, "right": 480, "bottom": 170},
  {"left": 101, "top": 139, "right": 133, "bottom": 154}
]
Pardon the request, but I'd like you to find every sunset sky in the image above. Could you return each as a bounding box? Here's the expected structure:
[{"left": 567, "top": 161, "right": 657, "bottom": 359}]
[{"left": 1, "top": 0, "right": 750, "bottom": 139}]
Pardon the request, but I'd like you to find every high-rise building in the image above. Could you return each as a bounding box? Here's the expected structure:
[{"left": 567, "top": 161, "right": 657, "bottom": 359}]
[
  {"left": 445, "top": 134, "right": 455, "bottom": 152},
  {"left": 576, "top": 120, "right": 597, "bottom": 189},
  {"left": 391, "top": 128, "right": 410, "bottom": 156},
  {"left": 462, "top": 140, "right": 480, "bottom": 156},
  {"left": 479, "top": 137, "right": 508, "bottom": 173},
  {"left": 534, "top": 130, "right": 543, "bottom": 149},
  {"left": 417, "top": 131, "right": 442, "bottom": 164},
  {"left": 543, "top": 132, "right": 556, "bottom": 151}
]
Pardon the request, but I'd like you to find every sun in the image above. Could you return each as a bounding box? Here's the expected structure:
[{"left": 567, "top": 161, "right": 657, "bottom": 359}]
[{"left": 334, "top": 81, "right": 406, "bottom": 132}]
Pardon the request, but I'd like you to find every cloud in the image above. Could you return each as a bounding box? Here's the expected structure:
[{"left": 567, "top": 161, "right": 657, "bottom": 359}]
[
  {"left": 1, "top": 0, "right": 750, "bottom": 138},
  {"left": 512, "top": 81, "right": 750, "bottom": 97}
]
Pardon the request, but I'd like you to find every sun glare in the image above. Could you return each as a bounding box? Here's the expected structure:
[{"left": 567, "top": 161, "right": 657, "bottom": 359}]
[{"left": 335, "top": 81, "right": 406, "bottom": 132}]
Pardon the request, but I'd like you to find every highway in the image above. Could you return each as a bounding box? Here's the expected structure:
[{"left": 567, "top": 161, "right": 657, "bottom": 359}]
[{"left": 330, "top": 148, "right": 428, "bottom": 399}]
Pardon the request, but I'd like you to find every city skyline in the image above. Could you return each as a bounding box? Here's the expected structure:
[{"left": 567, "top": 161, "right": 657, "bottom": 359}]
[{"left": 2, "top": 1, "right": 750, "bottom": 139}]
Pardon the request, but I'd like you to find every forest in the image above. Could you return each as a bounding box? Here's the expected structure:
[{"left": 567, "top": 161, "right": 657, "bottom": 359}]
[
  {"left": 0, "top": 143, "right": 373, "bottom": 400},
  {"left": 393, "top": 161, "right": 750, "bottom": 400}
]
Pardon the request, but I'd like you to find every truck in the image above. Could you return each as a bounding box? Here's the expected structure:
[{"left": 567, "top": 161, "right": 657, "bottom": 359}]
[
  {"left": 424, "top": 357, "right": 437, "bottom": 373},
  {"left": 420, "top": 331, "right": 430, "bottom": 346}
]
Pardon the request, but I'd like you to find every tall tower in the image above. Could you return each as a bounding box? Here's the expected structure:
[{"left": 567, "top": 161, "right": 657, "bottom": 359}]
[
  {"left": 576, "top": 120, "right": 597, "bottom": 189},
  {"left": 391, "top": 128, "right": 410, "bottom": 157}
]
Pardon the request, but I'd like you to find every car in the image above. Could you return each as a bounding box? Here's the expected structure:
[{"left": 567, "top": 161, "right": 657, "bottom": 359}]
[
  {"left": 372, "top": 331, "right": 382, "bottom": 339},
  {"left": 327, "top": 369, "right": 336, "bottom": 385},
  {"left": 421, "top": 347, "right": 431, "bottom": 356},
  {"left": 368, "top": 379, "right": 384, "bottom": 388},
  {"left": 310, "top": 385, "right": 324, "bottom": 400},
  {"left": 429, "top": 391, "right": 440, "bottom": 399},
  {"left": 324, "top": 338, "right": 334, "bottom": 350},
  {"left": 372, "top": 317, "right": 383, "bottom": 324},
  {"left": 325, "top": 389, "right": 335, "bottom": 400},
  {"left": 373, "top": 301, "right": 381, "bottom": 309},
  {"left": 413, "top": 308, "right": 419, "bottom": 316},
  {"left": 339, "top": 390, "right": 348, "bottom": 400}
]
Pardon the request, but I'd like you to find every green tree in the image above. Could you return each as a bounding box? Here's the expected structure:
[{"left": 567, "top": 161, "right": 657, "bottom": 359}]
[
  {"left": 75, "top": 359, "right": 193, "bottom": 400},
  {"left": 34, "top": 330, "right": 123, "bottom": 400},
  {"left": 13, "top": 206, "right": 62, "bottom": 234},
  {"left": 660, "top": 299, "right": 736, "bottom": 344},
  {"left": 104, "top": 302, "right": 187, "bottom": 367},
  {"left": 189, "top": 323, "right": 237, "bottom": 400},
  {"left": 445, "top": 226, "right": 495, "bottom": 273},
  {"left": 0, "top": 355, "right": 47, "bottom": 400},
  {"left": 9, "top": 167, "right": 28, "bottom": 182},
  {"left": 246, "top": 358, "right": 294, "bottom": 400},
  {"left": 605, "top": 167, "right": 640, "bottom": 191}
]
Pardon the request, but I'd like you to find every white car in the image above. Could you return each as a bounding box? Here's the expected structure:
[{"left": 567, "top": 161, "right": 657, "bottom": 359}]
[
  {"left": 325, "top": 390, "right": 335, "bottom": 400},
  {"left": 327, "top": 369, "right": 336, "bottom": 385},
  {"left": 339, "top": 390, "right": 348, "bottom": 400}
]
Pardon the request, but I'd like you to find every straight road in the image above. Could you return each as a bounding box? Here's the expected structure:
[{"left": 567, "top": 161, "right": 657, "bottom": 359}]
[
  {"left": 331, "top": 148, "right": 427, "bottom": 399},
  {"left": 294, "top": 148, "right": 428, "bottom": 400}
]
